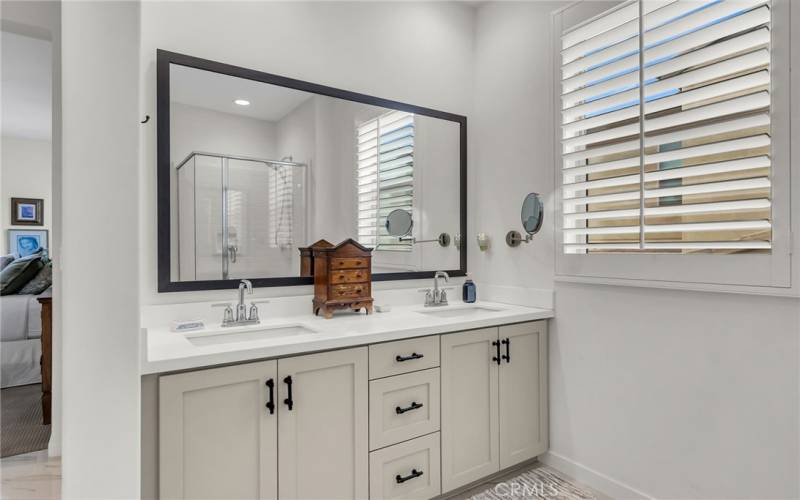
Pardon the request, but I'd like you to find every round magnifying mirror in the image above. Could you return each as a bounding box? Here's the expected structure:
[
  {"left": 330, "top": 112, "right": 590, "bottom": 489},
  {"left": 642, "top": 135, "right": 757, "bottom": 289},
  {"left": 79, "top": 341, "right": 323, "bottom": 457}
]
[
  {"left": 506, "top": 192, "right": 544, "bottom": 247},
  {"left": 521, "top": 192, "right": 544, "bottom": 235},
  {"left": 385, "top": 209, "right": 413, "bottom": 237}
]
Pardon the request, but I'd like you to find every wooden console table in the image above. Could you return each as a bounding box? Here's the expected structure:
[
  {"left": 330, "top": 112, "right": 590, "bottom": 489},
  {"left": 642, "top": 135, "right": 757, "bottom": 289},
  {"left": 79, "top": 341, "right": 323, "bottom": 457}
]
[{"left": 37, "top": 296, "right": 52, "bottom": 425}]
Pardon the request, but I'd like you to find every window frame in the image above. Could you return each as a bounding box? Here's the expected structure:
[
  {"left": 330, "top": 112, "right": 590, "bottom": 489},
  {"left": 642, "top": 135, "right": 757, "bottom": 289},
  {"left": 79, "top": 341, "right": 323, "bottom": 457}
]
[{"left": 552, "top": 0, "right": 793, "bottom": 292}]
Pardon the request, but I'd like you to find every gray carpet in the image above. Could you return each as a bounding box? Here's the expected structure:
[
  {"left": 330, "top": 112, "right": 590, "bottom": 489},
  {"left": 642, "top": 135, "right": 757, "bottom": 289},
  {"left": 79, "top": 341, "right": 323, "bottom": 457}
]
[
  {"left": 469, "top": 466, "right": 597, "bottom": 500},
  {"left": 1, "top": 384, "right": 50, "bottom": 458}
]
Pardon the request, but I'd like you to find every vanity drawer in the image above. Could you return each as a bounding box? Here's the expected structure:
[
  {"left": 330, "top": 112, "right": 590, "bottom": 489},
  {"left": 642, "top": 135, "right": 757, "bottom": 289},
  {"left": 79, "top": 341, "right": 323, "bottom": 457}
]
[
  {"left": 369, "top": 369, "right": 440, "bottom": 450},
  {"left": 330, "top": 269, "right": 369, "bottom": 284},
  {"left": 369, "top": 433, "right": 441, "bottom": 500},
  {"left": 331, "top": 283, "right": 369, "bottom": 299},
  {"left": 331, "top": 257, "right": 369, "bottom": 270},
  {"left": 369, "top": 336, "right": 439, "bottom": 379}
]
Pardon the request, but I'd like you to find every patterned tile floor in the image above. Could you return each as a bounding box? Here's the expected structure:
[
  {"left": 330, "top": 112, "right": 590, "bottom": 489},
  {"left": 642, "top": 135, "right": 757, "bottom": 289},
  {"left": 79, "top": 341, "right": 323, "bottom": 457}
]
[{"left": 446, "top": 462, "right": 610, "bottom": 500}]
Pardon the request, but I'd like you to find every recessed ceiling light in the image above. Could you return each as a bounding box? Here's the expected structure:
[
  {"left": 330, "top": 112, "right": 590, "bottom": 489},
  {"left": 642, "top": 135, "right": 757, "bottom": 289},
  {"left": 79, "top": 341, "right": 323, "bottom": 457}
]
[{"left": 234, "top": 99, "right": 250, "bottom": 106}]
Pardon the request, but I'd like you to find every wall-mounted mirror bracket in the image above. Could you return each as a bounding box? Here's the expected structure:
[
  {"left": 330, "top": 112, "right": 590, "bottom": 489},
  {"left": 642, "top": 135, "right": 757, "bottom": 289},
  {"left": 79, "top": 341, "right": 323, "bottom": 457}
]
[{"left": 505, "top": 230, "right": 532, "bottom": 247}]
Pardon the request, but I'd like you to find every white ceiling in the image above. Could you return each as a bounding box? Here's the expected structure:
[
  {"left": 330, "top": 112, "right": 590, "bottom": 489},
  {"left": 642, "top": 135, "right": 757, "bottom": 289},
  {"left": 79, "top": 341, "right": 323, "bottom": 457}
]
[
  {"left": 170, "top": 65, "right": 313, "bottom": 123},
  {"left": 1, "top": 31, "right": 52, "bottom": 140}
]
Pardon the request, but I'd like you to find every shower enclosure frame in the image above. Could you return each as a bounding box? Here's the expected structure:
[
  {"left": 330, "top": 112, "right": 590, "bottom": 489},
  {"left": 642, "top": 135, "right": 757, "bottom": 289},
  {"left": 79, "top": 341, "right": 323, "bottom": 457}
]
[
  {"left": 175, "top": 151, "right": 309, "bottom": 282},
  {"left": 157, "top": 49, "right": 467, "bottom": 292}
]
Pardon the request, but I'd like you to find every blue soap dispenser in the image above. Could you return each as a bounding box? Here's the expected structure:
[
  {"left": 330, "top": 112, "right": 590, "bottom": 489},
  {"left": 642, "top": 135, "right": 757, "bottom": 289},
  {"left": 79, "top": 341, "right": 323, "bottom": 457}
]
[{"left": 462, "top": 275, "right": 477, "bottom": 303}]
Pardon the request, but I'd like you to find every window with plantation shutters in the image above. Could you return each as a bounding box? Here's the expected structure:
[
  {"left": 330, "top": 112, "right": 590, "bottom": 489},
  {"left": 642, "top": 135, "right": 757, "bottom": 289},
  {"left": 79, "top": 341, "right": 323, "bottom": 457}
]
[
  {"left": 357, "top": 110, "right": 415, "bottom": 251},
  {"left": 561, "top": 0, "right": 773, "bottom": 255}
]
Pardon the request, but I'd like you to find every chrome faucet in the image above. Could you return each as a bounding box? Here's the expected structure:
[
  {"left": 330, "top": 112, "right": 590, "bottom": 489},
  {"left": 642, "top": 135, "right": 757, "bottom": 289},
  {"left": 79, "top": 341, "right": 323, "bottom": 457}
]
[
  {"left": 424, "top": 271, "right": 450, "bottom": 307},
  {"left": 237, "top": 279, "right": 253, "bottom": 322},
  {"left": 215, "top": 279, "right": 263, "bottom": 327}
]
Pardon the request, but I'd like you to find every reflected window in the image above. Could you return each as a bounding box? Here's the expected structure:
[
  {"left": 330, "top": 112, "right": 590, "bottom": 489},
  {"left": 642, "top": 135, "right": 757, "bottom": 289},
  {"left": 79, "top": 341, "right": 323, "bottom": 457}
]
[{"left": 356, "top": 110, "right": 415, "bottom": 251}]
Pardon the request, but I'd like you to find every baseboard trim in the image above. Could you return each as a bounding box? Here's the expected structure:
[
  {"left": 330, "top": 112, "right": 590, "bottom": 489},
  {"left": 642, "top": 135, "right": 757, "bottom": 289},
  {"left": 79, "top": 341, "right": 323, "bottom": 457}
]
[{"left": 541, "top": 451, "right": 653, "bottom": 500}]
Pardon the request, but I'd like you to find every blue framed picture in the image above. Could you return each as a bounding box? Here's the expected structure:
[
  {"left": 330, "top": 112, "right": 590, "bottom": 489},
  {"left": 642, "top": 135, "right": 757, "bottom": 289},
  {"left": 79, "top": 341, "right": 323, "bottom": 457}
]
[
  {"left": 8, "top": 229, "right": 48, "bottom": 258},
  {"left": 11, "top": 197, "right": 44, "bottom": 226}
]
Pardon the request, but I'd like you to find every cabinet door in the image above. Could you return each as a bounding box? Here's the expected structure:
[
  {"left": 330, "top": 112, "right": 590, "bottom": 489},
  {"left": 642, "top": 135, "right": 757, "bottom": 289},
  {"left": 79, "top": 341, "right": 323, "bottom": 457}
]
[
  {"left": 278, "top": 347, "right": 369, "bottom": 500},
  {"left": 159, "top": 360, "right": 278, "bottom": 500},
  {"left": 498, "top": 321, "right": 548, "bottom": 469},
  {"left": 440, "top": 328, "right": 500, "bottom": 493}
]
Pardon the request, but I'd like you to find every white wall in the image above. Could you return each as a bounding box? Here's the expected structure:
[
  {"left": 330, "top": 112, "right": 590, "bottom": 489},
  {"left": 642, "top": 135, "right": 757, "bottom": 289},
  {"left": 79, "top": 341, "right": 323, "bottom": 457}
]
[
  {"left": 61, "top": 1, "right": 141, "bottom": 498},
  {"left": 170, "top": 102, "right": 278, "bottom": 163},
  {"left": 471, "top": 1, "right": 560, "bottom": 301},
  {"left": 140, "top": 1, "right": 475, "bottom": 304},
  {"left": 549, "top": 284, "right": 800, "bottom": 499},
  {"left": 0, "top": 135, "right": 52, "bottom": 254},
  {"left": 472, "top": 2, "right": 800, "bottom": 499}
]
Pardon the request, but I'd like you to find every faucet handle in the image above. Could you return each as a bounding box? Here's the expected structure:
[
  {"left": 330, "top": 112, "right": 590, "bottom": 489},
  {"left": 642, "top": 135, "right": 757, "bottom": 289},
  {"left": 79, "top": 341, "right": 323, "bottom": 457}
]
[
  {"left": 212, "top": 303, "right": 234, "bottom": 324},
  {"left": 248, "top": 303, "right": 260, "bottom": 322},
  {"left": 440, "top": 289, "right": 449, "bottom": 305}
]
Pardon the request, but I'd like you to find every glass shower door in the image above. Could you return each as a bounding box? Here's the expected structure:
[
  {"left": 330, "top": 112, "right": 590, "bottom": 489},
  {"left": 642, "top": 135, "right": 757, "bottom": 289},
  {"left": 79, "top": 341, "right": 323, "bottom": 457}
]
[
  {"left": 225, "top": 159, "right": 273, "bottom": 279},
  {"left": 177, "top": 154, "right": 224, "bottom": 281},
  {"left": 177, "top": 154, "right": 308, "bottom": 281}
]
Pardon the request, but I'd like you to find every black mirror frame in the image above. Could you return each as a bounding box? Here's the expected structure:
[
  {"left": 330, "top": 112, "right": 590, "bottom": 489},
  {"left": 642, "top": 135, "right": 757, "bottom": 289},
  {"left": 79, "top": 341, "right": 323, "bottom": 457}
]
[{"left": 157, "top": 49, "right": 467, "bottom": 292}]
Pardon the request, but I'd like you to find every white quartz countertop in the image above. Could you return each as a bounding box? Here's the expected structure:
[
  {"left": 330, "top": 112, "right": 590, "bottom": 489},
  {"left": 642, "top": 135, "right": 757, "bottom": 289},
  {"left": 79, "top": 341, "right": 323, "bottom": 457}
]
[{"left": 141, "top": 301, "right": 553, "bottom": 375}]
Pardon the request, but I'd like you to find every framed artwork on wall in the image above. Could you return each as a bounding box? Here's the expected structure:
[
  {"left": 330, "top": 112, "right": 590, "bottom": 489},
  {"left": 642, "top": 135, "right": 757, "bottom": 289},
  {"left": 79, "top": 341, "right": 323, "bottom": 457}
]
[
  {"left": 8, "top": 229, "right": 48, "bottom": 258},
  {"left": 11, "top": 198, "right": 44, "bottom": 226}
]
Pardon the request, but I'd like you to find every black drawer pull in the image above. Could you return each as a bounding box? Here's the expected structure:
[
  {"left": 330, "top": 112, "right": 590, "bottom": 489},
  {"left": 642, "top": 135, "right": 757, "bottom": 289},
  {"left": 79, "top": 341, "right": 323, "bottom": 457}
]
[
  {"left": 396, "top": 469, "right": 424, "bottom": 484},
  {"left": 395, "top": 402, "right": 423, "bottom": 414},
  {"left": 283, "top": 376, "right": 293, "bottom": 410},
  {"left": 396, "top": 352, "right": 424, "bottom": 363},
  {"left": 501, "top": 338, "right": 510, "bottom": 363},
  {"left": 265, "top": 379, "right": 275, "bottom": 415},
  {"left": 492, "top": 340, "right": 501, "bottom": 365}
]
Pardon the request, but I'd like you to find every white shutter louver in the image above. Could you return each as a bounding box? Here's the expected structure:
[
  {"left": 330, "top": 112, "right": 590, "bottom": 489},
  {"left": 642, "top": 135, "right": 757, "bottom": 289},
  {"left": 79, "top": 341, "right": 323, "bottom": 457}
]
[
  {"left": 357, "top": 110, "right": 414, "bottom": 251},
  {"left": 561, "top": 0, "right": 772, "bottom": 254}
]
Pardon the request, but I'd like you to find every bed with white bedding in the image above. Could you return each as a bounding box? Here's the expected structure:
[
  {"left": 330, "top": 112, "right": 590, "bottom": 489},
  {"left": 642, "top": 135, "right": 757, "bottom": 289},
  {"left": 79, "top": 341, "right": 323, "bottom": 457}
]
[{"left": 1, "top": 293, "right": 45, "bottom": 388}]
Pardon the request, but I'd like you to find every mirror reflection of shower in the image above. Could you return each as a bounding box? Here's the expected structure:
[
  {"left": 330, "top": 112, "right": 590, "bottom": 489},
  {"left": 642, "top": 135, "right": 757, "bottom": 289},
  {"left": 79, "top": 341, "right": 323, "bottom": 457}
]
[{"left": 176, "top": 152, "right": 308, "bottom": 281}]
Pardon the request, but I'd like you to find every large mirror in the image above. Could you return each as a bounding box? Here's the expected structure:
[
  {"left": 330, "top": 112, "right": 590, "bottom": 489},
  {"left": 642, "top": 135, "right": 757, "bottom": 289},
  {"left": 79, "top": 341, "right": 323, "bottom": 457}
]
[{"left": 157, "top": 50, "right": 466, "bottom": 291}]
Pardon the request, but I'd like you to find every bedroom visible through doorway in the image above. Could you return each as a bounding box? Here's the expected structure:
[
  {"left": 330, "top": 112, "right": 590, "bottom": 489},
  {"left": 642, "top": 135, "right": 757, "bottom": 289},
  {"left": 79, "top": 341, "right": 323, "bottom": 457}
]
[{"left": 1, "top": 28, "right": 55, "bottom": 458}]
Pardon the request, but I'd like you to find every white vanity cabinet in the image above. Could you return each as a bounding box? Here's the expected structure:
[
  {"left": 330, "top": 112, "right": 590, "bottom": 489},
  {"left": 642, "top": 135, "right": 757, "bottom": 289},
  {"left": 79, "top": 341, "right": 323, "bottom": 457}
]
[
  {"left": 498, "top": 322, "right": 548, "bottom": 469},
  {"left": 159, "top": 360, "right": 279, "bottom": 500},
  {"left": 158, "top": 347, "right": 368, "bottom": 500},
  {"left": 440, "top": 321, "right": 548, "bottom": 493},
  {"left": 278, "top": 347, "right": 369, "bottom": 500},
  {"left": 152, "top": 320, "right": 548, "bottom": 500}
]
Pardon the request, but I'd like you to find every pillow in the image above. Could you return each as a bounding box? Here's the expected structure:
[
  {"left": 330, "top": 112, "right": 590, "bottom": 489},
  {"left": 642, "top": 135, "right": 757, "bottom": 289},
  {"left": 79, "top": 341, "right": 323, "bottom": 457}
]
[
  {"left": 0, "top": 254, "right": 44, "bottom": 296},
  {"left": 0, "top": 254, "right": 14, "bottom": 271},
  {"left": 18, "top": 261, "right": 52, "bottom": 295}
]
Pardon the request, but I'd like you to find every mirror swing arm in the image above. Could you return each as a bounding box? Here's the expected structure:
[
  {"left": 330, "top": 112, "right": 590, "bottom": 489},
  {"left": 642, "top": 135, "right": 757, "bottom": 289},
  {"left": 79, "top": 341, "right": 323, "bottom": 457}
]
[{"left": 398, "top": 234, "right": 452, "bottom": 247}]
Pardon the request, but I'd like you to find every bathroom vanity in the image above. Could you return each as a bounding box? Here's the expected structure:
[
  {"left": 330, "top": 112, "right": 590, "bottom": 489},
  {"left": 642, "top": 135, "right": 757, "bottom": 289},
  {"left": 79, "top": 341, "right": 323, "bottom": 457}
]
[
  {"left": 144, "top": 48, "right": 551, "bottom": 500},
  {"left": 140, "top": 300, "right": 552, "bottom": 499}
]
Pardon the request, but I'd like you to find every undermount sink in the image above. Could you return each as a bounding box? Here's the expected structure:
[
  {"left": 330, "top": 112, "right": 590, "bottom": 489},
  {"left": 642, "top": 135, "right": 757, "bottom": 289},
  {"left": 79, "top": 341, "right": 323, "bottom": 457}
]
[
  {"left": 416, "top": 305, "right": 504, "bottom": 318},
  {"left": 186, "top": 323, "right": 317, "bottom": 347}
]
